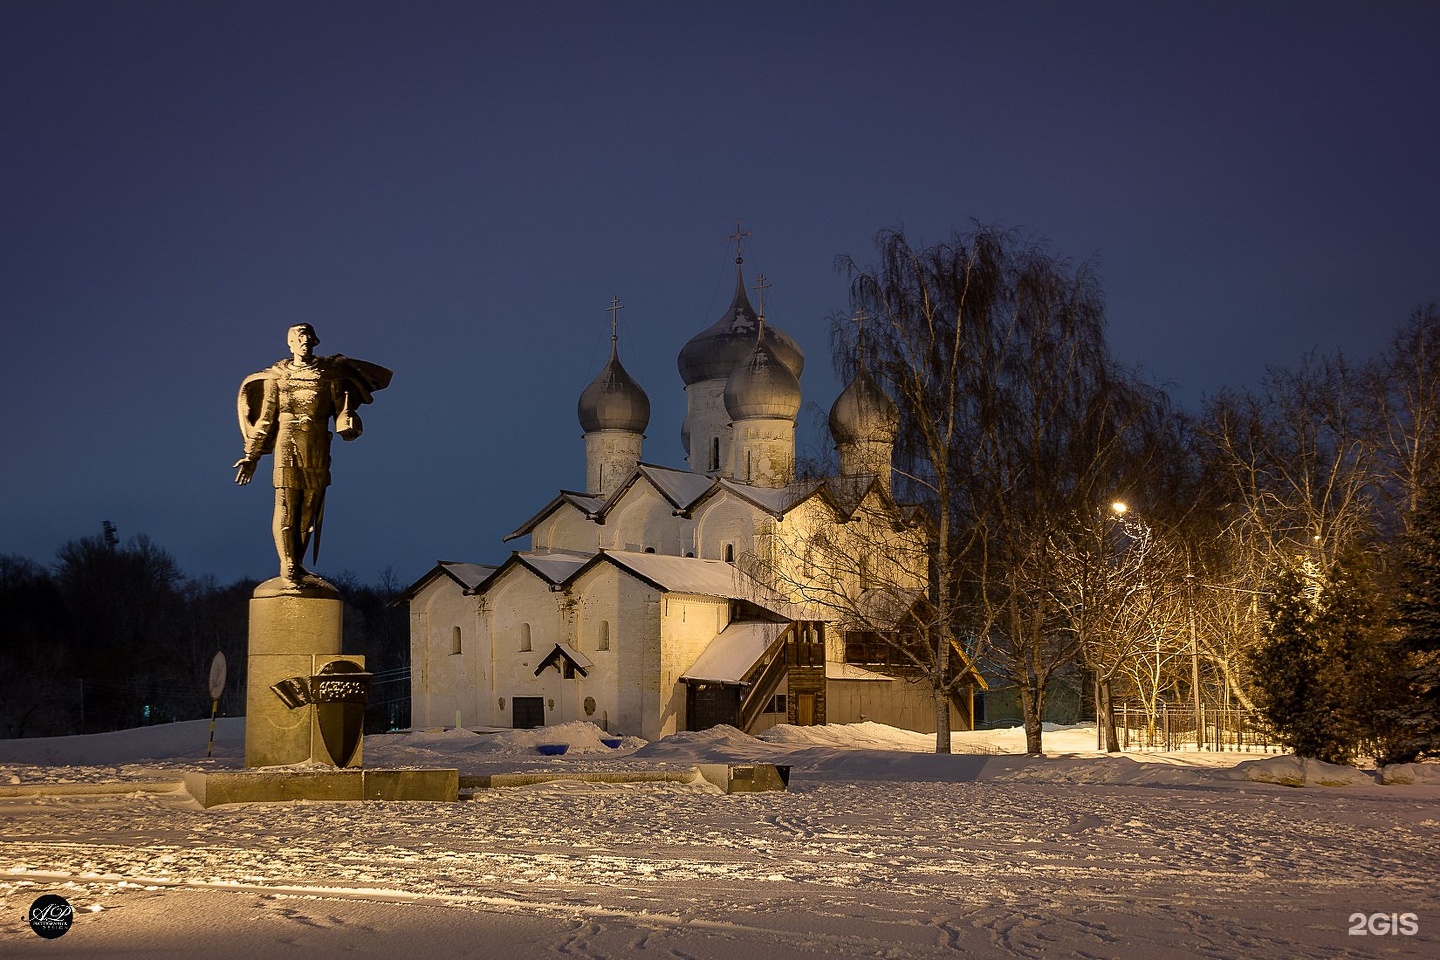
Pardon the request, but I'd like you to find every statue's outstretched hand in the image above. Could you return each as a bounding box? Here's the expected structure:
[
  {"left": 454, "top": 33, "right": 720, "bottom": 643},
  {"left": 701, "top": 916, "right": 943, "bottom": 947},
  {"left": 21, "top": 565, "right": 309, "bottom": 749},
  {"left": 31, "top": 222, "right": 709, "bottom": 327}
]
[{"left": 234, "top": 457, "right": 257, "bottom": 485}]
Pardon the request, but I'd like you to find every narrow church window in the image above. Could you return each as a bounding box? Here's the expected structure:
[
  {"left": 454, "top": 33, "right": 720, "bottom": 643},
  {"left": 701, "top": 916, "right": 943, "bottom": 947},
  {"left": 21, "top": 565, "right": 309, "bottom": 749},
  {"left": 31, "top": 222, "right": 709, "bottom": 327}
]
[
  {"left": 451, "top": 625, "right": 463, "bottom": 655},
  {"left": 598, "top": 620, "right": 610, "bottom": 651},
  {"left": 520, "top": 623, "right": 532, "bottom": 652},
  {"left": 724, "top": 543, "right": 735, "bottom": 563},
  {"left": 710, "top": 437, "right": 720, "bottom": 471}
]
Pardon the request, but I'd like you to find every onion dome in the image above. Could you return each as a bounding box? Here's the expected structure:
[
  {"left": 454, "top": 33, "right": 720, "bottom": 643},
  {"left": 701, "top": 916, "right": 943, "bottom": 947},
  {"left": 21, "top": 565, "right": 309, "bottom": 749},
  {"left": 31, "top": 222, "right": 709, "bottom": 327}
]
[
  {"left": 678, "top": 266, "right": 804, "bottom": 385},
  {"left": 680, "top": 413, "right": 691, "bottom": 456},
  {"left": 724, "top": 333, "right": 802, "bottom": 421},
  {"left": 829, "top": 365, "right": 899, "bottom": 444},
  {"left": 578, "top": 343, "right": 650, "bottom": 433}
]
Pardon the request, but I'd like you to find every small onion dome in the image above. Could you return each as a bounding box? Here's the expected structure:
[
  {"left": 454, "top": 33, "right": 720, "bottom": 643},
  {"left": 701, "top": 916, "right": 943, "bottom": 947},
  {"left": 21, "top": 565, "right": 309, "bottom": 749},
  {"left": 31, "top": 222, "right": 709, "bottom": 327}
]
[
  {"left": 724, "top": 336, "right": 802, "bottom": 421},
  {"left": 678, "top": 268, "right": 804, "bottom": 385},
  {"left": 829, "top": 366, "right": 899, "bottom": 444},
  {"left": 578, "top": 345, "right": 650, "bottom": 433}
]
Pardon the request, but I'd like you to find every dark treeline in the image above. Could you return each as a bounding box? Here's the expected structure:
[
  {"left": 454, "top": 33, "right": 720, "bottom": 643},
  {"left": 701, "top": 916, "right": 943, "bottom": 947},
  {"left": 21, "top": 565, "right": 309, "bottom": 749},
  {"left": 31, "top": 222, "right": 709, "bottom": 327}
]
[{"left": 0, "top": 535, "right": 409, "bottom": 738}]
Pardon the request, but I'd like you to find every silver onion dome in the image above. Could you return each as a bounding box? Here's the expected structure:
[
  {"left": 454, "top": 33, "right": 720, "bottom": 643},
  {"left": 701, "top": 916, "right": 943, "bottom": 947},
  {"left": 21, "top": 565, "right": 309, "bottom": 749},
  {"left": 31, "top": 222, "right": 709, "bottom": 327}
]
[
  {"left": 724, "top": 335, "right": 802, "bottom": 422},
  {"left": 678, "top": 267, "right": 804, "bottom": 385},
  {"left": 578, "top": 345, "right": 650, "bottom": 433},
  {"left": 829, "top": 365, "right": 898, "bottom": 445}
]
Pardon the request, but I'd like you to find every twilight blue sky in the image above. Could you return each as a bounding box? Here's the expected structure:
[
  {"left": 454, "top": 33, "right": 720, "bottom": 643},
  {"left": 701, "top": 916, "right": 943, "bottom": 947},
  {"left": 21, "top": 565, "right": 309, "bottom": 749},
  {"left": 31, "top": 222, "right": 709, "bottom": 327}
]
[{"left": 2, "top": 1, "right": 1436, "bottom": 586}]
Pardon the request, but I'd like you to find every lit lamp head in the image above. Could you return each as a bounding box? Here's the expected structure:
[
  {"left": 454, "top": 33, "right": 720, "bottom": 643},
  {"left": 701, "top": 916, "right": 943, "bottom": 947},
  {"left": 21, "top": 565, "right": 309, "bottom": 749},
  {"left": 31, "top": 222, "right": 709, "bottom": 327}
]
[{"left": 1111, "top": 501, "right": 1128, "bottom": 515}]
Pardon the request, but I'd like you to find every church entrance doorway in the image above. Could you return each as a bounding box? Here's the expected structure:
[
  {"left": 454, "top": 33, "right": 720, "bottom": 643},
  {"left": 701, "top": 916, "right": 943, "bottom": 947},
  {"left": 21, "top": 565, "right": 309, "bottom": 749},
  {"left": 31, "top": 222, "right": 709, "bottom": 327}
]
[
  {"left": 512, "top": 696, "right": 545, "bottom": 729},
  {"left": 686, "top": 682, "right": 740, "bottom": 731}
]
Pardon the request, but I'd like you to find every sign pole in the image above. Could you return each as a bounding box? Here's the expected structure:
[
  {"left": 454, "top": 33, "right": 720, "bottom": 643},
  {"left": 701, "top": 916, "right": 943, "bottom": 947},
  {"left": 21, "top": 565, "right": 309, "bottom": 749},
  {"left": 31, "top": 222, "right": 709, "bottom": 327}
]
[{"left": 206, "top": 652, "right": 228, "bottom": 758}]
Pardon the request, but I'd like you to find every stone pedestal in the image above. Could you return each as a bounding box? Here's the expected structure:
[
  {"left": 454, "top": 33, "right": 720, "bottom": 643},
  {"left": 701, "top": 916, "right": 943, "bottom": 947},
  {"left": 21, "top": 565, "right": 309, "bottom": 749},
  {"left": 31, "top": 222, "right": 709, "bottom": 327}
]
[{"left": 246, "top": 583, "right": 364, "bottom": 768}]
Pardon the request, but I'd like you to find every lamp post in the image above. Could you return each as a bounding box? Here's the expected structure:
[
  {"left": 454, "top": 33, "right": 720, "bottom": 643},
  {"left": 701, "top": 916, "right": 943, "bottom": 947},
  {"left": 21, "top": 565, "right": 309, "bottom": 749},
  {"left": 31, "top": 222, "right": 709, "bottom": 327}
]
[
  {"left": 1093, "top": 501, "right": 1128, "bottom": 752},
  {"left": 1185, "top": 550, "right": 1204, "bottom": 748}
]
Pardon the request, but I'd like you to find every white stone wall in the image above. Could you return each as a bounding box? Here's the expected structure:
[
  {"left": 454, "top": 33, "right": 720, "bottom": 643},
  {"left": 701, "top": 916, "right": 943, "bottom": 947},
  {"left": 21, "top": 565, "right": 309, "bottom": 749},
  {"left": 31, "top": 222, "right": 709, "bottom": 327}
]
[
  {"left": 728, "top": 417, "right": 795, "bottom": 487},
  {"left": 481, "top": 569, "right": 570, "bottom": 728},
  {"left": 407, "top": 577, "right": 485, "bottom": 729},
  {"left": 569, "top": 563, "right": 661, "bottom": 737},
  {"left": 530, "top": 506, "right": 601, "bottom": 555},
  {"left": 583, "top": 429, "right": 643, "bottom": 495},
  {"left": 656, "top": 593, "right": 734, "bottom": 737},
  {"left": 683, "top": 380, "right": 730, "bottom": 476},
  {"left": 600, "top": 484, "right": 698, "bottom": 556},
  {"left": 691, "top": 491, "right": 764, "bottom": 562}
]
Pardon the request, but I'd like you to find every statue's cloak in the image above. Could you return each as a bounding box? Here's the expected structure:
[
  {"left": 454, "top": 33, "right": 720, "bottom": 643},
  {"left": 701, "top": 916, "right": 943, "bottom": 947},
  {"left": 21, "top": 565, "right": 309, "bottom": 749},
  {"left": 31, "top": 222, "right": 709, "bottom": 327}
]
[{"left": 236, "top": 355, "right": 393, "bottom": 454}]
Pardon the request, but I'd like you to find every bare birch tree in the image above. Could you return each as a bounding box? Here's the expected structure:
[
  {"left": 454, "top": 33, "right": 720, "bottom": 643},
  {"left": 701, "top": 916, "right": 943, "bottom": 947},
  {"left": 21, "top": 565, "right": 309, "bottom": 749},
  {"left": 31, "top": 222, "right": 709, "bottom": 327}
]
[{"left": 840, "top": 227, "right": 1170, "bottom": 754}]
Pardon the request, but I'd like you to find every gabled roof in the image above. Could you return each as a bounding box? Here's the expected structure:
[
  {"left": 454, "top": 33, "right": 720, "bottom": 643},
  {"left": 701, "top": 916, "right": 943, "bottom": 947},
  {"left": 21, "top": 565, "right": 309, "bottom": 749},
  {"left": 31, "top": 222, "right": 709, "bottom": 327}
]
[
  {"left": 680, "top": 621, "right": 785, "bottom": 684},
  {"left": 579, "top": 462, "right": 716, "bottom": 523},
  {"left": 679, "top": 476, "right": 828, "bottom": 519},
  {"left": 534, "top": 642, "right": 594, "bottom": 677},
  {"left": 504, "top": 490, "right": 607, "bottom": 542},
  {"left": 518, "top": 551, "right": 591, "bottom": 584},
  {"left": 823, "top": 474, "right": 908, "bottom": 519},
  {"left": 634, "top": 463, "right": 715, "bottom": 511},
  {"left": 465, "top": 548, "right": 792, "bottom": 617},
  {"left": 462, "top": 550, "right": 591, "bottom": 595},
  {"left": 503, "top": 461, "right": 915, "bottom": 544},
  {"left": 391, "top": 561, "right": 500, "bottom": 604},
  {"left": 598, "top": 550, "right": 784, "bottom": 608}
]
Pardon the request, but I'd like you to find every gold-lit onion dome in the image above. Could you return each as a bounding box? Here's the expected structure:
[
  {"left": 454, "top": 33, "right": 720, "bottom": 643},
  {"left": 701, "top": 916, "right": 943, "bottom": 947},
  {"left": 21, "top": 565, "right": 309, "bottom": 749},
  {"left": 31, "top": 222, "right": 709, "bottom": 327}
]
[
  {"left": 678, "top": 268, "right": 804, "bottom": 385},
  {"left": 578, "top": 346, "right": 651, "bottom": 433},
  {"left": 724, "top": 338, "right": 802, "bottom": 421},
  {"left": 829, "top": 365, "right": 898, "bottom": 444}
]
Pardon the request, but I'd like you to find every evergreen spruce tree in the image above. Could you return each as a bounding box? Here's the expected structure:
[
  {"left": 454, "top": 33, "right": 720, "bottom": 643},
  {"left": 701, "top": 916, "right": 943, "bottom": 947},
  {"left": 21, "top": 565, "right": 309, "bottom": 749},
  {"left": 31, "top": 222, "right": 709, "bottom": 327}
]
[
  {"left": 1386, "top": 480, "right": 1440, "bottom": 762},
  {"left": 1251, "top": 561, "right": 1330, "bottom": 758},
  {"left": 1311, "top": 551, "right": 1391, "bottom": 765}
]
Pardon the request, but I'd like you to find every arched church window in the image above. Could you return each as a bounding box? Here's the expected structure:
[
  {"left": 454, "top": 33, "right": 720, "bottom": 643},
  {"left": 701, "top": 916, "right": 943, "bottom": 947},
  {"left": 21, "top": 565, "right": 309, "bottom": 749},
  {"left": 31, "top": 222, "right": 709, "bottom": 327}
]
[
  {"left": 451, "top": 625, "right": 463, "bottom": 655},
  {"left": 598, "top": 620, "right": 610, "bottom": 651},
  {"left": 710, "top": 437, "right": 720, "bottom": 472},
  {"left": 724, "top": 543, "right": 735, "bottom": 563},
  {"left": 520, "top": 623, "right": 532, "bottom": 652}
]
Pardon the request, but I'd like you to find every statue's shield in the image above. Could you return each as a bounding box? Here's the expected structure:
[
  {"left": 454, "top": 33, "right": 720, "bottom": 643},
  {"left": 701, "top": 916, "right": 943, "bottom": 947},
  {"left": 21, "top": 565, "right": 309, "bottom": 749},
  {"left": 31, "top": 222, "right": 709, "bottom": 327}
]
[{"left": 312, "top": 659, "right": 372, "bottom": 768}]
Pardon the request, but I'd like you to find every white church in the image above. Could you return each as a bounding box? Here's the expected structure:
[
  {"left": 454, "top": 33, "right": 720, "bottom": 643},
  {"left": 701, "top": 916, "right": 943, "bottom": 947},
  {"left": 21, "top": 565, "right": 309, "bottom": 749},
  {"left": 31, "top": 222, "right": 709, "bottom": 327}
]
[{"left": 402, "top": 245, "right": 984, "bottom": 740}]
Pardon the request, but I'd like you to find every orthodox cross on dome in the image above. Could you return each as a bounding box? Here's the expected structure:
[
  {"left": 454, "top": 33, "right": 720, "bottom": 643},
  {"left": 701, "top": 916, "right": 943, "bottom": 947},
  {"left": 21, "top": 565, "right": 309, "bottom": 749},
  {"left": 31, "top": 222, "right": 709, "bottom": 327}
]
[
  {"left": 753, "top": 274, "right": 772, "bottom": 318},
  {"left": 607, "top": 295, "right": 623, "bottom": 344},
  {"left": 727, "top": 220, "right": 753, "bottom": 264},
  {"left": 854, "top": 306, "right": 868, "bottom": 360}
]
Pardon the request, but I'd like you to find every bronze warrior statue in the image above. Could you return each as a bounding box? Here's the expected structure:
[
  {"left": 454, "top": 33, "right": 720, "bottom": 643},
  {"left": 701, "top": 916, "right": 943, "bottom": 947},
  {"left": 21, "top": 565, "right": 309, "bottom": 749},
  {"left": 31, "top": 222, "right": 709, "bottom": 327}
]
[{"left": 234, "top": 324, "right": 392, "bottom": 585}]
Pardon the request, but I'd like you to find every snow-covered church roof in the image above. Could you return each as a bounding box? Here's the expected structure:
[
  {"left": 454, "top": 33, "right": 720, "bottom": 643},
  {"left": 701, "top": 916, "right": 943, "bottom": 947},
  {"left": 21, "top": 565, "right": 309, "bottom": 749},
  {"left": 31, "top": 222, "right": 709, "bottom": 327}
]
[
  {"left": 457, "top": 548, "right": 793, "bottom": 617},
  {"left": 391, "top": 560, "right": 499, "bottom": 603}
]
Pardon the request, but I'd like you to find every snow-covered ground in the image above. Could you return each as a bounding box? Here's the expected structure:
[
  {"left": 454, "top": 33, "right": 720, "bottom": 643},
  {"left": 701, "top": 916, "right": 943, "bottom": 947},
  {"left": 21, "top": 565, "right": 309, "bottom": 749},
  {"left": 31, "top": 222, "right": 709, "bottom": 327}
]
[{"left": 2, "top": 719, "right": 1437, "bottom": 958}]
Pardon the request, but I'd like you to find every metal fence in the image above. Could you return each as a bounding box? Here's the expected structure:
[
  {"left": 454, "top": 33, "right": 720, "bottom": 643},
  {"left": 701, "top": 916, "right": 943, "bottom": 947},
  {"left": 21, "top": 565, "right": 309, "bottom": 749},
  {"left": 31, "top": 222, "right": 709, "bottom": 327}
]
[{"left": 1110, "top": 703, "right": 1278, "bottom": 752}]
